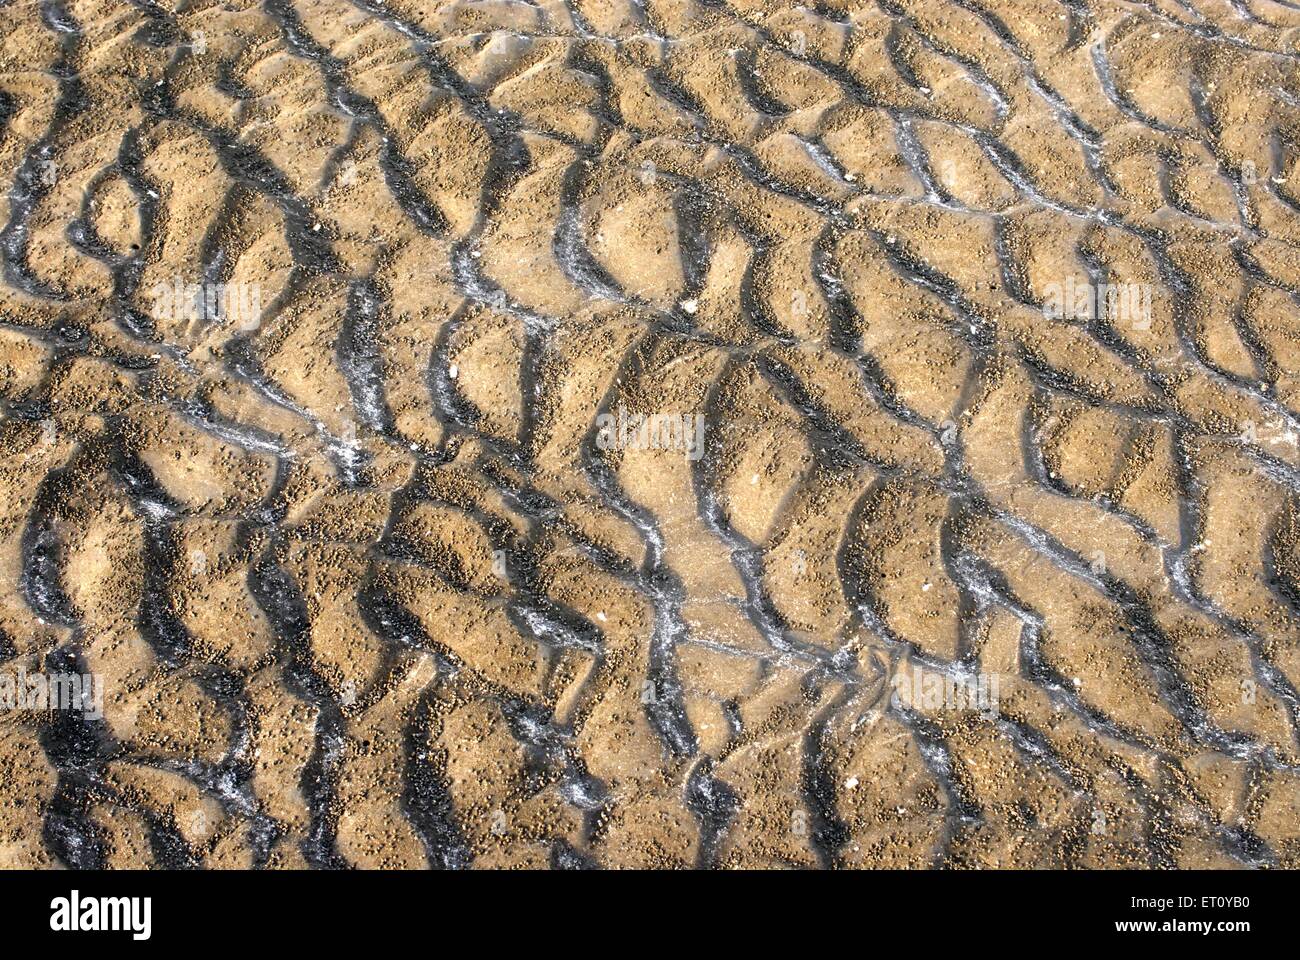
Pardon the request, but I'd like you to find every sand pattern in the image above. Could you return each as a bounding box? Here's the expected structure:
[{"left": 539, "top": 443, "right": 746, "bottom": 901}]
[{"left": 1, "top": 0, "right": 1300, "bottom": 868}]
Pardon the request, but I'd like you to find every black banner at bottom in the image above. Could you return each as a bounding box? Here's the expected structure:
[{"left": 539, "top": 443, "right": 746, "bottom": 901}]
[{"left": 0, "top": 868, "right": 1276, "bottom": 946}]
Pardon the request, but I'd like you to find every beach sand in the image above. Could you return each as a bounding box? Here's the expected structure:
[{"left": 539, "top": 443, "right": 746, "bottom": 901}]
[{"left": 1, "top": 0, "right": 1299, "bottom": 868}]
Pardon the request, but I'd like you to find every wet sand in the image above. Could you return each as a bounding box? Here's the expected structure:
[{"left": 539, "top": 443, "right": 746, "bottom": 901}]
[{"left": 1, "top": 0, "right": 1300, "bottom": 868}]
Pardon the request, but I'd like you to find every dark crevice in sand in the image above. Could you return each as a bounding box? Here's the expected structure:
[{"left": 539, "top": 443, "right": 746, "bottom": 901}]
[{"left": 248, "top": 555, "right": 349, "bottom": 868}]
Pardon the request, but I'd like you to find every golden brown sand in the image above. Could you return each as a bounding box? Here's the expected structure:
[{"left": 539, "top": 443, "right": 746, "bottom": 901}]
[{"left": 1, "top": 0, "right": 1300, "bottom": 869}]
